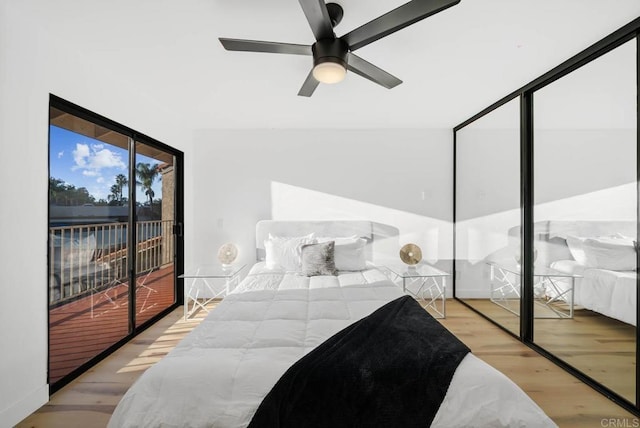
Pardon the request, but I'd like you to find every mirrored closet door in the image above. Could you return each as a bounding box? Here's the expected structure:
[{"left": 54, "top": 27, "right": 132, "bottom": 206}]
[
  {"left": 455, "top": 98, "right": 521, "bottom": 336},
  {"left": 454, "top": 20, "right": 640, "bottom": 411},
  {"left": 532, "top": 37, "right": 638, "bottom": 403}
]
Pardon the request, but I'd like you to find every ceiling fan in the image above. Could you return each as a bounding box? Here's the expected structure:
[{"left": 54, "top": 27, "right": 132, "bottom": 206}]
[{"left": 219, "top": 0, "right": 460, "bottom": 97}]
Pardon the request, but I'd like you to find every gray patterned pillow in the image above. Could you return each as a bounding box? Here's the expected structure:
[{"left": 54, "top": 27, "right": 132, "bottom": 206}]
[{"left": 300, "top": 241, "right": 337, "bottom": 276}]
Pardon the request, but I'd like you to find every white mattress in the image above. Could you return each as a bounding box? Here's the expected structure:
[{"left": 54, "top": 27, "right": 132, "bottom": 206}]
[
  {"left": 550, "top": 260, "right": 637, "bottom": 326},
  {"left": 109, "top": 263, "right": 556, "bottom": 428}
]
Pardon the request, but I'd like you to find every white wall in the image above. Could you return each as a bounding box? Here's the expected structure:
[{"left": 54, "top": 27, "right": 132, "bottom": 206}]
[
  {"left": 0, "top": 3, "right": 192, "bottom": 425},
  {"left": 190, "top": 128, "right": 453, "bottom": 284}
]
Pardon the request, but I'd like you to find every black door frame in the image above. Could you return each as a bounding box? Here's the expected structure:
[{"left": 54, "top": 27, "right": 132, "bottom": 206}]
[
  {"left": 453, "top": 17, "right": 640, "bottom": 414},
  {"left": 47, "top": 94, "right": 185, "bottom": 393}
]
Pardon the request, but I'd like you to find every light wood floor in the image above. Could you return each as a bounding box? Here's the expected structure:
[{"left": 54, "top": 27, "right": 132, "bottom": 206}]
[
  {"left": 17, "top": 300, "right": 639, "bottom": 428},
  {"left": 466, "top": 298, "right": 637, "bottom": 403}
]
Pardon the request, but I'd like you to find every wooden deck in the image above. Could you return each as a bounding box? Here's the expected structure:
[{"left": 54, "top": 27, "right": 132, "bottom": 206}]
[{"left": 49, "top": 265, "right": 176, "bottom": 385}]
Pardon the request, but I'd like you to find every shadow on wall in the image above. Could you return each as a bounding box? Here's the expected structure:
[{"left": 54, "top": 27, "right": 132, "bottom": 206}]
[{"left": 270, "top": 181, "right": 452, "bottom": 265}]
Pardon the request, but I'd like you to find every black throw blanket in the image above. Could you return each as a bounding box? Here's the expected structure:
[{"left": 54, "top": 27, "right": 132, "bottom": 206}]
[{"left": 248, "top": 295, "right": 470, "bottom": 428}]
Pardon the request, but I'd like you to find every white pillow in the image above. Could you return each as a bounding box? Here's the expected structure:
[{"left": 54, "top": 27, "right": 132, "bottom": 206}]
[
  {"left": 549, "top": 259, "right": 587, "bottom": 276},
  {"left": 566, "top": 235, "right": 636, "bottom": 271},
  {"left": 264, "top": 233, "right": 316, "bottom": 271},
  {"left": 316, "top": 235, "right": 359, "bottom": 244},
  {"left": 334, "top": 237, "right": 367, "bottom": 271},
  {"left": 315, "top": 235, "right": 368, "bottom": 270},
  {"left": 565, "top": 236, "right": 589, "bottom": 265}
]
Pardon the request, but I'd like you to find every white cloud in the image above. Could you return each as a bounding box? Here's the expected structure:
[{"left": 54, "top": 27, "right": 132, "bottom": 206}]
[
  {"left": 71, "top": 143, "right": 128, "bottom": 197},
  {"left": 92, "top": 147, "right": 126, "bottom": 169},
  {"left": 72, "top": 142, "right": 126, "bottom": 172},
  {"left": 73, "top": 143, "right": 90, "bottom": 168},
  {"left": 57, "top": 151, "right": 64, "bottom": 158}
]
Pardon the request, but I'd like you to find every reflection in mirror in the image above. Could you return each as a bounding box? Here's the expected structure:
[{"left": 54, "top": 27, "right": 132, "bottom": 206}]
[
  {"left": 532, "top": 38, "right": 637, "bottom": 402},
  {"left": 455, "top": 98, "right": 521, "bottom": 336}
]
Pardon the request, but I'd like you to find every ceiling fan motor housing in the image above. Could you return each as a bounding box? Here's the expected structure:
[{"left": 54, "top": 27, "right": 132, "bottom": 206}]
[
  {"left": 326, "top": 3, "right": 344, "bottom": 27},
  {"left": 312, "top": 38, "right": 349, "bottom": 69}
]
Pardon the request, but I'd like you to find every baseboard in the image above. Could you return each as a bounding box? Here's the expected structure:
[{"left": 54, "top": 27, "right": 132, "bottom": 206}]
[{"left": 0, "top": 384, "right": 48, "bottom": 427}]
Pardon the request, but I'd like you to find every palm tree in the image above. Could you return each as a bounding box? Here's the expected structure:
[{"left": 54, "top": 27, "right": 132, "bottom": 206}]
[
  {"left": 145, "top": 187, "right": 155, "bottom": 205},
  {"left": 135, "top": 162, "right": 159, "bottom": 207},
  {"left": 108, "top": 184, "right": 120, "bottom": 204},
  {"left": 115, "top": 173, "right": 128, "bottom": 203}
]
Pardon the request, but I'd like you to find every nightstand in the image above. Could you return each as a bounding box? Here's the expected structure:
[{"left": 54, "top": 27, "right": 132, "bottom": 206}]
[
  {"left": 179, "top": 264, "right": 246, "bottom": 320},
  {"left": 384, "top": 263, "right": 449, "bottom": 318}
]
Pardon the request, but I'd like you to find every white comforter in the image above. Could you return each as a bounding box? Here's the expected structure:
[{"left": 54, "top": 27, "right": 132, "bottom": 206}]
[
  {"left": 109, "top": 263, "right": 555, "bottom": 428},
  {"left": 550, "top": 260, "right": 637, "bottom": 326}
]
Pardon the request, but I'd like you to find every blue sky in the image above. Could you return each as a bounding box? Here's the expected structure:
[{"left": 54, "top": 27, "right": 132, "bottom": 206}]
[{"left": 50, "top": 125, "right": 161, "bottom": 202}]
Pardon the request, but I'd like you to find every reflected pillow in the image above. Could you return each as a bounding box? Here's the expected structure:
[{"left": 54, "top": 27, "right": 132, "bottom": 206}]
[
  {"left": 264, "top": 233, "right": 316, "bottom": 271},
  {"left": 549, "top": 259, "right": 587, "bottom": 276},
  {"left": 566, "top": 235, "right": 636, "bottom": 271},
  {"left": 300, "top": 241, "right": 337, "bottom": 276},
  {"left": 566, "top": 236, "right": 589, "bottom": 265},
  {"left": 66, "top": 234, "right": 97, "bottom": 267}
]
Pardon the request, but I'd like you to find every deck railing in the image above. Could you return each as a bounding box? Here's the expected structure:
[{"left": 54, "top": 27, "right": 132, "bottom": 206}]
[{"left": 49, "top": 220, "right": 174, "bottom": 305}]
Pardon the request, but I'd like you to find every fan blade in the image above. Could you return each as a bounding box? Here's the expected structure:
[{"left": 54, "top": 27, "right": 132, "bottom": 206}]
[
  {"left": 341, "top": 0, "right": 460, "bottom": 51},
  {"left": 347, "top": 53, "right": 402, "bottom": 89},
  {"left": 298, "top": 70, "right": 320, "bottom": 97},
  {"left": 219, "top": 38, "right": 312, "bottom": 55},
  {"left": 298, "top": 0, "right": 335, "bottom": 41}
]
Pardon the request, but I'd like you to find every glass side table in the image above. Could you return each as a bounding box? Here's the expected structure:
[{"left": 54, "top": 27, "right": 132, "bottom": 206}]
[
  {"left": 179, "top": 264, "right": 246, "bottom": 320},
  {"left": 487, "top": 261, "right": 582, "bottom": 319},
  {"left": 383, "top": 263, "right": 449, "bottom": 318}
]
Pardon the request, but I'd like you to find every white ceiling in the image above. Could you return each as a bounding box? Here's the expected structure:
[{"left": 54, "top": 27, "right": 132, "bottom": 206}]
[{"left": 34, "top": 0, "right": 640, "bottom": 129}]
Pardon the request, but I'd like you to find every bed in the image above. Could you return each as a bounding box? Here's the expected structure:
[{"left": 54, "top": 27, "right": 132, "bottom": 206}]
[
  {"left": 108, "top": 220, "right": 556, "bottom": 427},
  {"left": 518, "top": 220, "right": 638, "bottom": 326}
]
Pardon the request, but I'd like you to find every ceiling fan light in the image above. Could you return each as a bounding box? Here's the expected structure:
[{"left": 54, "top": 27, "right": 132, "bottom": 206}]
[{"left": 312, "top": 60, "right": 347, "bottom": 84}]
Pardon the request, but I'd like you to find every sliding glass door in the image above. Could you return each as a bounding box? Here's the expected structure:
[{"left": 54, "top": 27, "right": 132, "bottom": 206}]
[
  {"left": 48, "top": 97, "right": 182, "bottom": 390},
  {"left": 48, "top": 108, "right": 131, "bottom": 385},
  {"left": 134, "top": 141, "right": 177, "bottom": 327}
]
